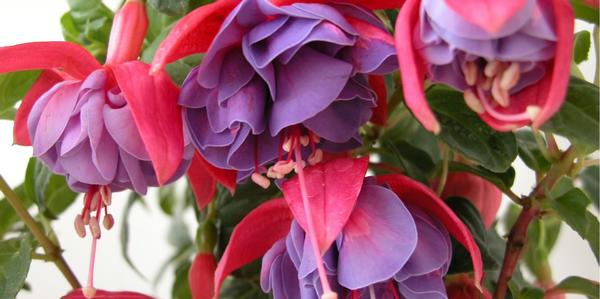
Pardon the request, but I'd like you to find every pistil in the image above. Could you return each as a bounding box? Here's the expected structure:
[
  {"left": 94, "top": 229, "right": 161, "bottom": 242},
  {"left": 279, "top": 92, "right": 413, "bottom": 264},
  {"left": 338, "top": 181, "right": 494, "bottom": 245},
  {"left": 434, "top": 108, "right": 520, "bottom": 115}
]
[{"left": 73, "top": 186, "right": 115, "bottom": 299}]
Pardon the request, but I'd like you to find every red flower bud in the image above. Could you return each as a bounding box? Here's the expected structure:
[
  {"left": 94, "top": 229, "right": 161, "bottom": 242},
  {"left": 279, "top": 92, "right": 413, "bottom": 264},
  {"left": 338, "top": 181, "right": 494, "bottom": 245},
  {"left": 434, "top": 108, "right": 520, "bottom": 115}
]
[
  {"left": 106, "top": 0, "right": 149, "bottom": 64},
  {"left": 189, "top": 253, "right": 217, "bottom": 299}
]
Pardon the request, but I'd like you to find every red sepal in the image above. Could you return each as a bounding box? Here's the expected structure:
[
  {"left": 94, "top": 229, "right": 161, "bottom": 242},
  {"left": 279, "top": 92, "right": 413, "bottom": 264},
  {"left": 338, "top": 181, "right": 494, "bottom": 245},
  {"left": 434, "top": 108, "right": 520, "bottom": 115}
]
[
  {"left": 151, "top": 0, "right": 240, "bottom": 73},
  {"left": 0, "top": 42, "right": 100, "bottom": 80},
  {"left": 194, "top": 152, "right": 237, "bottom": 194},
  {"left": 377, "top": 174, "right": 484, "bottom": 289},
  {"left": 395, "top": 0, "right": 440, "bottom": 134},
  {"left": 282, "top": 157, "right": 368, "bottom": 253},
  {"left": 213, "top": 199, "right": 293, "bottom": 298},
  {"left": 13, "top": 70, "right": 63, "bottom": 146},
  {"left": 189, "top": 253, "right": 217, "bottom": 299},
  {"left": 188, "top": 152, "right": 218, "bottom": 210},
  {"left": 368, "top": 75, "right": 388, "bottom": 126},
  {"left": 109, "top": 62, "right": 184, "bottom": 185}
]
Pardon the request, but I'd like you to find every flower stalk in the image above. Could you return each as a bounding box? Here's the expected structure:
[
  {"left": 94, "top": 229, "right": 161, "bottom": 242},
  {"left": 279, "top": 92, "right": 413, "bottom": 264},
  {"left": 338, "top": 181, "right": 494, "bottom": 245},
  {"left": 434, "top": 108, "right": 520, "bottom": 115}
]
[
  {"left": 494, "top": 146, "right": 580, "bottom": 298},
  {"left": 0, "top": 174, "right": 81, "bottom": 289}
]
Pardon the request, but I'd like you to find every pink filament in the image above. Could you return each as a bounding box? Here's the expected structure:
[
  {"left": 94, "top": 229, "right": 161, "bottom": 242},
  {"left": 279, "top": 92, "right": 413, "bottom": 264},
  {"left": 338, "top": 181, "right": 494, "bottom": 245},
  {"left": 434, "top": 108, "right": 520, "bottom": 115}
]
[{"left": 293, "top": 144, "right": 333, "bottom": 295}]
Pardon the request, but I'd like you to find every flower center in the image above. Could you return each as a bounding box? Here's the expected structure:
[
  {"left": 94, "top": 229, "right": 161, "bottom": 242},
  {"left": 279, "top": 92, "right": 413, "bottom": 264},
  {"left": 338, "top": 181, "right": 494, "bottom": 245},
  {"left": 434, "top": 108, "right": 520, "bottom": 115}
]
[
  {"left": 462, "top": 60, "right": 540, "bottom": 123},
  {"left": 250, "top": 126, "right": 323, "bottom": 189},
  {"left": 73, "top": 185, "right": 114, "bottom": 299}
]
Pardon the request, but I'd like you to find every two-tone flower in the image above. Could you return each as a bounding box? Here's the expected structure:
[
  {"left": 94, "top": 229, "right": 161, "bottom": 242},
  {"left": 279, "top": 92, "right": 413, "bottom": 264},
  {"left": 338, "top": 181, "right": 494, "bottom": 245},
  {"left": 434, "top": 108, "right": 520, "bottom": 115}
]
[
  {"left": 151, "top": 0, "right": 401, "bottom": 187},
  {"left": 397, "top": 0, "right": 574, "bottom": 132},
  {"left": 205, "top": 157, "right": 484, "bottom": 299}
]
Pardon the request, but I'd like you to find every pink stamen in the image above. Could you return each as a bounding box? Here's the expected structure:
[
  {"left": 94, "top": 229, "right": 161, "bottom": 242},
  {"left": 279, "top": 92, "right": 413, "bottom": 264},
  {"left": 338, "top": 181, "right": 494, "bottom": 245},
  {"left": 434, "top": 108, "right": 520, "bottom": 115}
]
[{"left": 293, "top": 144, "right": 334, "bottom": 297}]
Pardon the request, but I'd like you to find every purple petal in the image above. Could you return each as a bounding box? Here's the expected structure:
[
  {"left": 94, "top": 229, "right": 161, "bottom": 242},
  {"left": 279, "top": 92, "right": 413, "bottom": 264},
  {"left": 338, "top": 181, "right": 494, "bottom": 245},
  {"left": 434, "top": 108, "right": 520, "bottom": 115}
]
[
  {"left": 270, "top": 47, "right": 352, "bottom": 135},
  {"left": 218, "top": 50, "right": 256, "bottom": 102},
  {"left": 207, "top": 76, "right": 267, "bottom": 134},
  {"left": 119, "top": 148, "right": 148, "bottom": 195},
  {"left": 103, "top": 105, "right": 150, "bottom": 161},
  {"left": 60, "top": 142, "right": 108, "bottom": 186},
  {"left": 337, "top": 184, "right": 418, "bottom": 289},
  {"left": 398, "top": 271, "right": 448, "bottom": 299},
  {"left": 303, "top": 100, "right": 373, "bottom": 143},
  {"left": 32, "top": 82, "right": 80, "bottom": 156}
]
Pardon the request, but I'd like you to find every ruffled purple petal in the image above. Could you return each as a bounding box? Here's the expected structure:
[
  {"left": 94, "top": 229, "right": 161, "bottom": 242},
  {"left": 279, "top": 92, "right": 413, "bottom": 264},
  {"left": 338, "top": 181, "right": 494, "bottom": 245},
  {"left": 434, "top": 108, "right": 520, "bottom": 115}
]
[{"left": 337, "top": 184, "right": 418, "bottom": 289}]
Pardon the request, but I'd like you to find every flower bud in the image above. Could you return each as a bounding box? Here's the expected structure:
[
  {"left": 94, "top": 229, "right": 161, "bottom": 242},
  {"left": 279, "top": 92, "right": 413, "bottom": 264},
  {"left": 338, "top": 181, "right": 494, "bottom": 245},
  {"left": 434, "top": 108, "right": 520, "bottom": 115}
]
[{"left": 106, "top": 0, "right": 149, "bottom": 64}]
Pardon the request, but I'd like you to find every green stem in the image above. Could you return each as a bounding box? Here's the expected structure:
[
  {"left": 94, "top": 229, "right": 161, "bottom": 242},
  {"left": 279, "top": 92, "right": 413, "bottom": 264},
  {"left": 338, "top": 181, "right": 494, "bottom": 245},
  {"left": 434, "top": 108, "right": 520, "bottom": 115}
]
[
  {"left": 436, "top": 146, "right": 450, "bottom": 196},
  {"left": 0, "top": 175, "right": 81, "bottom": 289},
  {"left": 594, "top": 26, "right": 599, "bottom": 86}
]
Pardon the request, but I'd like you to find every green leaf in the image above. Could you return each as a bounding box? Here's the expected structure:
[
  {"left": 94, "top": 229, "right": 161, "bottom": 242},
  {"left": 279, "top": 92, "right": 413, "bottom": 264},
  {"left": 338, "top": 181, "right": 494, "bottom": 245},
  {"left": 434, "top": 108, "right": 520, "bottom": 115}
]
[
  {"left": 571, "top": 0, "right": 600, "bottom": 25},
  {"left": 426, "top": 86, "right": 518, "bottom": 172},
  {"left": 380, "top": 141, "right": 435, "bottom": 183},
  {"left": 0, "top": 186, "right": 31, "bottom": 240},
  {"left": 171, "top": 261, "right": 192, "bottom": 299},
  {"left": 516, "top": 130, "right": 551, "bottom": 172},
  {"left": 0, "top": 71, "right": 40, "bottom": 113},
  {"left": 0, "top": 235, "right": 33, "bottom": 299},
  {"left": 517, "top": 287, "right": 545, "bottom": 299},
  {"left": 220, "top": 276, "right": 269, "bottom": 299},
  {"left": 149, "top": 0, "right": 212, "bottom": 16},
  {"left": 120, "top": 193, "right": 147, "bottom": 280},
  {"left": 446, "top": 197, "right": 500, "bottom": 273},
  {"left": 580, "top": 166, "right": 599, "bottom": 209},
  {"left": 543, "top": 77, "right": 599, "bottom": 148},
  {"left": 448, "top": 162, "right": 515, "bottom": 193},
  {"left": 551, "top": 276, "right": 600, "bottom": 299},
  {"left": 61, "top": 0, "right": 113, "bottom": 62},
  {"left": 24, "top": 158, "right": 77, "bottom": 220},
  {"left": 159, "top": 185, "right": 176, "bottom": 216},
  {"left": 550, "top": 188, "right": 599, "bottom": 261},
  {"left": 574, "top": 31, "right": 592, "bottom": 64},
  {"left": 523, "top": 215, "right": 562, "bottom": 279},
  {"left": 0, "top": 108, "right": 16, "bottom": 121}
]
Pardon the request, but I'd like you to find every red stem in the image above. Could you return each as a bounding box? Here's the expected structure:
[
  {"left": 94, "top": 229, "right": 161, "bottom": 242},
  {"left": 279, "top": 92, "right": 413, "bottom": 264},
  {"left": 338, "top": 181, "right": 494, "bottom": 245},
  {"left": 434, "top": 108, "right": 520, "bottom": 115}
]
[{"left": 493, "top": 204, "right": 540, "bottom": 299}]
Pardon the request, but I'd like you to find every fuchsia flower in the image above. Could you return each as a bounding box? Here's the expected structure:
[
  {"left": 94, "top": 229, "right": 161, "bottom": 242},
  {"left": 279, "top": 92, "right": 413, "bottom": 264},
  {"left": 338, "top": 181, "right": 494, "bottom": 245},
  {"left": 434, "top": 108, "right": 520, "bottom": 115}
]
[
  {"left": 396, "top": 0, "right": 574, "bottom": 132},
  {"left": 441, "top": 172, "right": 503, "bottom": 228},
  {"left": 208, "top": 157, "right": 484, "bottom": 299},
  {"left": 151, "top": 0, "right": 403, "bottom": 187},
  {"left": 0, "top": 1, "right": 190, "bottom": 297}
]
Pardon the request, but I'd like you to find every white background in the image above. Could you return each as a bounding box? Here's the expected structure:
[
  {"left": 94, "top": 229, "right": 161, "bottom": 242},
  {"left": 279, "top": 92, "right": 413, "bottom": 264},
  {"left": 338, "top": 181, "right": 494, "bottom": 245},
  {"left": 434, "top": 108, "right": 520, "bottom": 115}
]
[{"left": 0, "top": 1, "right": 597, "bottom": 299}]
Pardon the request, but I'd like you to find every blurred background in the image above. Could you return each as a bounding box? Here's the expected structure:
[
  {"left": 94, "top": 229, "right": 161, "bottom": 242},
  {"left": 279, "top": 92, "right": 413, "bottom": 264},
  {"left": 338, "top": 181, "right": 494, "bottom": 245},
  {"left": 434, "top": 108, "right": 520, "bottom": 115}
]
[{"left": 0, "top": 1, "right": 597, "bottom": 298}]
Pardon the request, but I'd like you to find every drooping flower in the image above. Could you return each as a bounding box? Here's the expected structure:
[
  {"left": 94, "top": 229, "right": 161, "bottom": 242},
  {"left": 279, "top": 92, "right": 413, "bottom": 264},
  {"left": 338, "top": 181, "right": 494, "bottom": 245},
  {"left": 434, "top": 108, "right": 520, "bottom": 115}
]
[
  {"left": 261, "top": 178, "right": 453, "bottom": 298},
  {"left": 152, "top": 0, "right": 399, "bottom": 186},
  {"left": 208, "top": 157, "right": 484, "bottom": 299},
  {"left": 0, "top": 1, "right": 190, "bottom": 296},
  {"left": 441, "top": 172, "right": 503, "bottom": 228},
  {"left": 396, "top": 0, "right": 574, "bottom": 132}
]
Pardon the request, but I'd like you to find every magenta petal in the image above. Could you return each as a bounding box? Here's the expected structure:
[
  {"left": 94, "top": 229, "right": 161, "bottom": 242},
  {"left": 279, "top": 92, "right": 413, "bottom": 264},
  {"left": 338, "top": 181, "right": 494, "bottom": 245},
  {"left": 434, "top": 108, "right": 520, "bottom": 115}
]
[
  {"left": 337, "top": 184, "right": 418, "bottom": 289},
  {"left": 269, "top": 47, "right": 352, "bottom": 135},
  {"left": 32, "top": 82, "right": 80, "bottom": 156}
]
